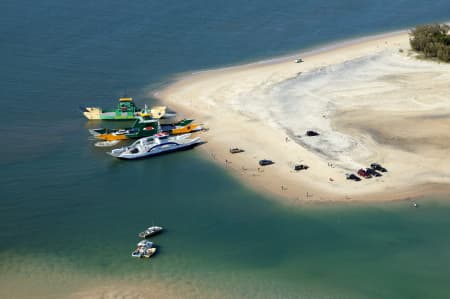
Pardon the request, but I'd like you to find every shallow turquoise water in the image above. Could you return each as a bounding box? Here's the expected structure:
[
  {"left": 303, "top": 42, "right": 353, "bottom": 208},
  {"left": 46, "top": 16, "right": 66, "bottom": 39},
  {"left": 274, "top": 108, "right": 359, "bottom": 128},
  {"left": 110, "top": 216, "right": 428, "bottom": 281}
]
[
  {"left": 1, "top": 0, "right": 450, "bottom": 298},
  {"left": 3, "top": 180, "right": 450, "bottom": 298}
]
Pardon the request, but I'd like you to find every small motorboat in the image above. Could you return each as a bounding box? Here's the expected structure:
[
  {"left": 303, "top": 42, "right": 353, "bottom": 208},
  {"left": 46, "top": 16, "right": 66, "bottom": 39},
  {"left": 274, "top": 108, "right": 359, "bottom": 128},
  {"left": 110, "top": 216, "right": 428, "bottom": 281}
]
[
  {"left": 138, "top": 226, "right": 163, "bottom": 238},
  {"left": 131, "top": 240, "right": 157, "bottom": 258},
  {"left": 88, "top": 115, "right": 160, "bottom": 141},
  {"left": 161, "top": 123, "right": 203, "bottom": 135},
  {"left": 88, "top": 114, "right": 194, "bottom": 141},
  {"left": 142, "top": 247, "right": 157, "bottom": 258},
  {"left": 94, "top": 140, "right": 121, "bottom": 147}
]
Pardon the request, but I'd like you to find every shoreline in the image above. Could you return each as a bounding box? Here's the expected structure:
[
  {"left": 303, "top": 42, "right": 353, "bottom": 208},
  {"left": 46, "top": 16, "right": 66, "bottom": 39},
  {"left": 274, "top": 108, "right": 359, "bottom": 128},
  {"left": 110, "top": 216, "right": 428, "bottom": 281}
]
[
  {"left": 188, "top": 29, "right": 409, "bottom": 75},
  {"left": 154, "top": 30, "right": 450, "bottom": 203}
]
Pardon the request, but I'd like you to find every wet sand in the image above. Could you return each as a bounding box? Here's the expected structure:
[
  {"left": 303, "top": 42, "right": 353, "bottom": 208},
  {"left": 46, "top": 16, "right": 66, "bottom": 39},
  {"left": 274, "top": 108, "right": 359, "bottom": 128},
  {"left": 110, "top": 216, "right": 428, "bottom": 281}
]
[{"left": 0, "top": 253, "right": 229, "bottom": 299}]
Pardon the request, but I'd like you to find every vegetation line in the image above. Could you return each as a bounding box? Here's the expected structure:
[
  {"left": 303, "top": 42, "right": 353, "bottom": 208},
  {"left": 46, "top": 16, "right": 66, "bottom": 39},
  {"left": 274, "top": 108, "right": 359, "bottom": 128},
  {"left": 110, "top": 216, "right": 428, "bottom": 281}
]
[{"left": 409, "top": 24, "right": 450, "bottom": 62}]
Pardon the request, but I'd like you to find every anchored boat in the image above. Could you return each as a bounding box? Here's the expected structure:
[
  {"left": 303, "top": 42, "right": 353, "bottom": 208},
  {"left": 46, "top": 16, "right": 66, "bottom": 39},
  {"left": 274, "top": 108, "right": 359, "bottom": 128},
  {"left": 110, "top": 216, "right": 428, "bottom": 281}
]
[
  {"left": 94, "top": 140, "right": 121, "bottom": 147},
  {"left": 82, "top": 97, "right": 141, "bottom": 120},
  {"left": 108, "top": 134, "right": 203, "bottom": 160},
  {"left": 138, "top": 226, "right": 163, "bottom": 238},
  {"left": 89, "top": 115, "right": 161, "bottom": 141},
  {"left": 89, "top": 114, "right": 197, "bottom": 141},
  {"left": 161, "top": 123, "right": 203, "bottom": 135},
  {"left": 131, "top": 240, "right": 157, "bottom": 258},
  {"left": 81, "top": 96, "right": 179, "bottom": 122}
]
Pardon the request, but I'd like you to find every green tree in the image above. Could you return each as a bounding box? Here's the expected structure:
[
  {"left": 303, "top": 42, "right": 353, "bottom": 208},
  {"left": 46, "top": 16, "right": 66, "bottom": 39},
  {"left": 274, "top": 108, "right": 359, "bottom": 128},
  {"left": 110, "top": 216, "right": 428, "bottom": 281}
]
[{"left": 409, "top": 24, "right": 450, "bottom": 62}]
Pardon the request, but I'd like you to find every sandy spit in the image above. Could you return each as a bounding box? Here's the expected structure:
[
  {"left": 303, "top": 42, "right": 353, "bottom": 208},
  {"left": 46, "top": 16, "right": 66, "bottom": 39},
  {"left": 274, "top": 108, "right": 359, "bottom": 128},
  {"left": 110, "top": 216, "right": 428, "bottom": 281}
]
[{"left": 154, "top": 30, "right": 450, "bottom": 203}]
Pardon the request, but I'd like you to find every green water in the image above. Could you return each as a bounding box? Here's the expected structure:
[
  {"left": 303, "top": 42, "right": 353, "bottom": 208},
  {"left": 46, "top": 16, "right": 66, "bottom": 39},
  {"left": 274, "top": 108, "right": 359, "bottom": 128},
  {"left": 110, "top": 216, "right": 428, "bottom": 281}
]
[
  {"left": 3, "top": 143, "right": 450, "bottom": 298},
  {"left": 2, "top": 122, "right": 450, "bottom": 298}
]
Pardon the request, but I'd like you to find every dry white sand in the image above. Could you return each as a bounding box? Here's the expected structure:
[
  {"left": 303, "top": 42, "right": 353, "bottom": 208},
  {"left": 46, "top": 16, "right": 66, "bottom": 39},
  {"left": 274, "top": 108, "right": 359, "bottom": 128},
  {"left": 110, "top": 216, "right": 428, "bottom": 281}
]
[{"left": 155, "top": 31, "right": 450, "bottom": 203}]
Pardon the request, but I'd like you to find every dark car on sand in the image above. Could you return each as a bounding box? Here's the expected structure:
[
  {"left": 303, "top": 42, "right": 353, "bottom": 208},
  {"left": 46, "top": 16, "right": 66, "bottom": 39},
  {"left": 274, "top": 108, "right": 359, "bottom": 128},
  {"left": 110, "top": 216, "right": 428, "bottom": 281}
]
[
  {"left": 259, "top": 159, "right": 274, "bottom": 166},
  {"left": 294, "top": 164, "right": 309, "bottom": 171},
  {"left": 229, "top": 148, "right": 244, "bottom": 154},
  {"left": 370, "top": 163, "right": 387, "bottom": 172},
  {"left": 366, "top": 168, "right": 382, "bottom": 177},
  {"left": 357, "top": 168, "right": 372, "bottom": 179},
  {"left": 346, "top": 173, "right": 361, "bottom": 181}
]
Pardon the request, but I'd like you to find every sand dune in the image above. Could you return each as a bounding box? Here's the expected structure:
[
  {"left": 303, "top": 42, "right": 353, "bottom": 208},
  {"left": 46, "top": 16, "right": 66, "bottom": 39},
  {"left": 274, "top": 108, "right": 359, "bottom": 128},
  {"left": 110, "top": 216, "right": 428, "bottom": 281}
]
[{"left": 155, "top": 31, "right": 450, "bottom": 202}]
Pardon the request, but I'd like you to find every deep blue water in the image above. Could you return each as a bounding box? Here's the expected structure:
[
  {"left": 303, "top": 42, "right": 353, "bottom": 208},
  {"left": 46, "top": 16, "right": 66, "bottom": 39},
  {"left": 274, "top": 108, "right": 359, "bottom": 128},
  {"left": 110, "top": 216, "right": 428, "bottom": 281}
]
[{"left": 1, "top": 0, "right": 450, "bottom": 298}]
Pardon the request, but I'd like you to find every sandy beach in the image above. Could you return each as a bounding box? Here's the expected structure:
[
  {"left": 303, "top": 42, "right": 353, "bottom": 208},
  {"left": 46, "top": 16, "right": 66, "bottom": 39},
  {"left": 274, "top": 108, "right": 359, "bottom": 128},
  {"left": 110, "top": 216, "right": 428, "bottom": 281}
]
[{"left": 155, "top": 30, "right": 450, "bottom": 203}]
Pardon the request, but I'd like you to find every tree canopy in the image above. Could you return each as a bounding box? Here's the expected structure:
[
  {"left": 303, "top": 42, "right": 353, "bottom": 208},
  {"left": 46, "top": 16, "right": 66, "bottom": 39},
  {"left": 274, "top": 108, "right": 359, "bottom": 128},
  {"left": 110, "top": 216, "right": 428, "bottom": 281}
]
[{"left": 409, "top": 24, "right": 450, "bottom": 62}]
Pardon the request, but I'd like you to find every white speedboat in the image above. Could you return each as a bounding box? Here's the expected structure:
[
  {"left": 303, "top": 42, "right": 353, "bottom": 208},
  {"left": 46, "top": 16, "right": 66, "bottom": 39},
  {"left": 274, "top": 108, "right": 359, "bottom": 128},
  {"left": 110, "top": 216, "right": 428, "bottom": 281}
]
[
  {"left": 108, "top": 134, "right": 203, "bottom": 160},
  {"left": 131, "top": 240, "right": 157, "bottom": 258},
  {"left": 94, "top": 140, "right": 121, "bottom": 147},
  {"left": 138, "top": 226, "right": 163, "bottom": 238}
]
